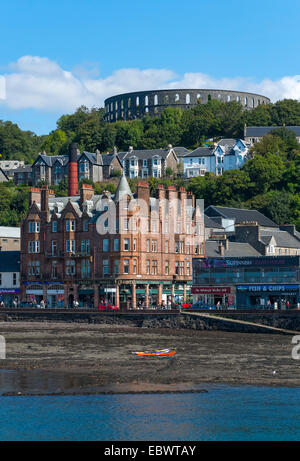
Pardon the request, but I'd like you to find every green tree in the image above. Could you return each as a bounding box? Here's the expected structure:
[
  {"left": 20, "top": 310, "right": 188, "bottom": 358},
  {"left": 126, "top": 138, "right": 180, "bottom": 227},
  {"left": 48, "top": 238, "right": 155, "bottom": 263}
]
[{"left": 243, "top": 153, "right": 285, "bottom": 194}]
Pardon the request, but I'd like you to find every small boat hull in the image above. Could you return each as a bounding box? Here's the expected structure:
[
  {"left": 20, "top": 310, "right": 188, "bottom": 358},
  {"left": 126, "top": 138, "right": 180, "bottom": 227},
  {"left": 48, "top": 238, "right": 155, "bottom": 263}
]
[{"left": 133, "top": 349, "right": 176, "bottom": 357}]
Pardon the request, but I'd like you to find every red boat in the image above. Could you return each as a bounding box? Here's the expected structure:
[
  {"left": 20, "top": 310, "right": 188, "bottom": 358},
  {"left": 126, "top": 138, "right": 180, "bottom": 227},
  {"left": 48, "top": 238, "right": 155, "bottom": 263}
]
[{"left": 132, "top": 349, "right": 176, "bottom": 357}]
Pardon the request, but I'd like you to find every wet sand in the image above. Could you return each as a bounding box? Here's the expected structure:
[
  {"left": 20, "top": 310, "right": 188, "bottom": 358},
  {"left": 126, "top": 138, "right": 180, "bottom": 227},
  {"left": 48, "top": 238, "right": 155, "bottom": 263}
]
[{"left": 0, "top": 321, "right": 299, "bottom": 395}]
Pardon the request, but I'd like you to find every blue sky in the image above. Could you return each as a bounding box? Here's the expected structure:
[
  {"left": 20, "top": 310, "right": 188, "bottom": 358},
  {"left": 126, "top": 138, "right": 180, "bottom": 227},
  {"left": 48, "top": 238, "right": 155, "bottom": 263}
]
[{"left": 0, "top": 0, "right": 300, "bottom": 134}]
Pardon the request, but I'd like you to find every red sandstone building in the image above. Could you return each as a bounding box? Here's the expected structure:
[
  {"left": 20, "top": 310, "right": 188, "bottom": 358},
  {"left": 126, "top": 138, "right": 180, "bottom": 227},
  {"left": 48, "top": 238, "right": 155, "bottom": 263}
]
[{"left": 20, "top": 153, "right": 204, "bottom": 308}]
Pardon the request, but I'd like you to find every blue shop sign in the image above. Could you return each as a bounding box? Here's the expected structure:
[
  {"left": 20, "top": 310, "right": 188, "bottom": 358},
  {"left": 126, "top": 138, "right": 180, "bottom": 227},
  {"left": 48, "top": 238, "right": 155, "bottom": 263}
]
[{"left": 236, "top": 284, "right": 299, "bottom": 293}]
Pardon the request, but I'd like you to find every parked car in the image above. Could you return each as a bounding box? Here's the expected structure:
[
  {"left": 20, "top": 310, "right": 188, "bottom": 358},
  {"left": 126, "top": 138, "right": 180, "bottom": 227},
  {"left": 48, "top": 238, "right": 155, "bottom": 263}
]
[
  {"left": 97, "top": 302, "right": 119, "bottom": 310},
  {"left": 181, "top": 303, "right": 192, "bottom": 309}
]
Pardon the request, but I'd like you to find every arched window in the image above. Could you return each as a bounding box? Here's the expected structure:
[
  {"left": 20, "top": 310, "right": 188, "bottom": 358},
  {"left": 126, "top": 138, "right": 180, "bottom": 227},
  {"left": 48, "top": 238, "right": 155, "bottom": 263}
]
[
  {"left": 145, "top": 107, "right": 149, "bottom": 113},
  {"left": 145, "top": 95, "right": 149, "bottom": 106},
  {"left": 115, "top": 101, "right": 118, "bottom": 110},
  {"left": 175, "top": 93, "right": 180, "bottom": 103},
  {"left": 154, "top": 94, "right": 158, "bottom": 105},
  {"left": 186, "top": 93, "right": 190, "bottom": 104},
  {"left": 164, "top": 95, "right": 169, "bottom": 104},
  {"left": 121, "top": 99, "right": 124, "bottom": 109},
  {"left": 227, "top": 95, "right": 231, "bottom": 102},
  {"left": 128, "top": 98, "right": 131, "bottom": 108},
  {"left": 197, "top": 94, "right": 201, "bottom": 103},
  {"left": 236, "top": 96, "right": 240, "bottom": 102},
  {"left": 252, "top": 98, "right": 255, "bottom": 108},
  {"left": 244, "top": 97, "right": 248, "bottom": 107},
  {"left": 136, "top": 96, "right": 139, "bottom": 107}
]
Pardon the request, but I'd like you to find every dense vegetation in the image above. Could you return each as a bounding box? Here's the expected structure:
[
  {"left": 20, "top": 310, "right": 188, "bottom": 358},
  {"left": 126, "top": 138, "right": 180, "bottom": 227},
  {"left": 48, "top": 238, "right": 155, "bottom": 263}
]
[{"left": 0, "top": 99, "right": 299, "bottom": 229}]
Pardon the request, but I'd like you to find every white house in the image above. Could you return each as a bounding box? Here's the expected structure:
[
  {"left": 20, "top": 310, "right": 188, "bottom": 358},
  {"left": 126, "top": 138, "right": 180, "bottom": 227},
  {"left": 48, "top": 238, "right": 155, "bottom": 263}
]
[{"left": 182, "top": 139, "right": 249, "bottom": 178}]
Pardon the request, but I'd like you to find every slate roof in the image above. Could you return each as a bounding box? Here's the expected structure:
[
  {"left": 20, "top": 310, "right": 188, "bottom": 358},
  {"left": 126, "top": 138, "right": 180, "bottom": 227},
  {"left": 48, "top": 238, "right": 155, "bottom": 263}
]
[
  {"left": 205, "top": 241, "right": 260, "bottom": 257},
  {"left": 183, "top": 147, "right": 213, "bottom": 158},
  {"left": 117, "top": 148, "right": 174, "bottom": 161},
  {"left": 260, "top": 229, "right": 300, "bottom": 249},
  {"left": 173, "top": 147, "right": 190, "bottom": 157},
  {"left": 0, "top": 251, "right": 20, "bottom": 272},
  {"left": 205, "top": 205, "right": 278, "bottom": 228},
  {"left": 184, "top": 139, "right": 247, "bottom": 159},
  {"left": 102, "top": 153, "right": 121, "bottom": 167},
  {"left": 13, "top": 165, "right": 32, "bottom": 174},
  {"left": 33, "top": 154, "right": 69, "bottom": 167},
  {"left": 47, "top": 175, "right": 133, "bottom": 219},
  {"left": 204, "top": 215, "right": 224, "bottom": 229},
  {"left": 79, "top": 152, "right": 100, "bottom": 165},
  {"left": 245, "top": 126, "right": 300, "bottom": 137}
]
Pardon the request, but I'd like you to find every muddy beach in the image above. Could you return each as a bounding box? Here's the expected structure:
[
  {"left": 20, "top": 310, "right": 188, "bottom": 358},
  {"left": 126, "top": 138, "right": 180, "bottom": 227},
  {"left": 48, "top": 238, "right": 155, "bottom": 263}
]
[{"left": 0, "top": 321, "right": 299, "bottom": 395}]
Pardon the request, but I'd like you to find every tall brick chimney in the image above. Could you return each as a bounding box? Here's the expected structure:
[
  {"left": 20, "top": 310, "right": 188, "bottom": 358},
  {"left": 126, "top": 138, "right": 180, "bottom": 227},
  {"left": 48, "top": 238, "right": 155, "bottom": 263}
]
[
  {"left": 41, "top": 185, "right": 54, "bottom": 220},
  {"left": 137, "top": 181, "right": 150, "bottom": 204},
  {"left": 68, "top": 143, "right": 79, "bottom": 196}
]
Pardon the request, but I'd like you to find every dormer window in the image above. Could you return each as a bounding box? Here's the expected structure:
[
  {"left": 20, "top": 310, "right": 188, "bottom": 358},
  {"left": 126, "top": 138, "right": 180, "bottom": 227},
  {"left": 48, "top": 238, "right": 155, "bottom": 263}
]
[
  {"left": 153, "top": 157, "right": 160, "bottom": 166},
  {"left": 129, "top": 157, "right": 138, "bottom": 167}
]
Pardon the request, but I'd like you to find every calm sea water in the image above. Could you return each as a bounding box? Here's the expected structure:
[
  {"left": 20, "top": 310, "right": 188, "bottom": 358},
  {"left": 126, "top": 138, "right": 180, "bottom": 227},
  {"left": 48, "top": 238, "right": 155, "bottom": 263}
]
[{"left": 0, "top": 385, "right": 300, "bottom": 441}]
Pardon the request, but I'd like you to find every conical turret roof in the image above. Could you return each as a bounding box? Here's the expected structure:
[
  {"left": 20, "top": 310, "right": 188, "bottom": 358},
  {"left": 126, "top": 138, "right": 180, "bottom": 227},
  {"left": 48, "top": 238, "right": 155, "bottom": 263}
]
[{"left": 114, "top": 172, "right": 133, "bottom": 202}]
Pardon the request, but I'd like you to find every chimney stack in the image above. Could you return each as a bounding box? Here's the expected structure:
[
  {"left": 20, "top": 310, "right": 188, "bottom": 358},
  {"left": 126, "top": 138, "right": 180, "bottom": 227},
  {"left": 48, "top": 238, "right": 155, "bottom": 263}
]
[
  {"left": 29, "top": 187, "right": 41, "bottom": 206},
  {"left": 68, "top": 143, "right": 79, "bottom": 196},
  {"left": 80, "top": 183, "right": 94, "bottom": 205},
  {"left": 219, "top": 242, "right": 225, "bottom": 257}
]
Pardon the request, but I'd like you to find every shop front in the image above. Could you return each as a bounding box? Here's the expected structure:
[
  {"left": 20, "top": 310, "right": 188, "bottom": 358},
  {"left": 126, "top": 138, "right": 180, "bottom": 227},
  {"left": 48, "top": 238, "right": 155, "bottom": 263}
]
[
  {"left": 24, "top": 283, "right": 44, "bottom": 305},
  {"left": 46, "top": 283, "right": 64, "bottom": 308},
  {"left": 193, "top": 255, "right": 300, "bottom": 310},
  {"left": 98, "top": 287, "right": 117, "bottom": 305},
  {"left": 78, "top": 287, "right": 95, "bottom": 308},
  {"left": 236, "top": 284, "right": 300, "bottom": 309},
  {"left": 0, "top": 288, "right": 20, "bottom": 307},
  {"left": 191, "top": 286, "right": 233, "bottom": 308}
]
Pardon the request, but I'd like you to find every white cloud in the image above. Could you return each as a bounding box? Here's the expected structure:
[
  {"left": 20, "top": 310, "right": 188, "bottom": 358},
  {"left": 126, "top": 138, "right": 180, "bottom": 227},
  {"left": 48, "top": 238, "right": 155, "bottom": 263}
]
[{"left": 1, "top": 55, "right": 300, "bottom": 113}]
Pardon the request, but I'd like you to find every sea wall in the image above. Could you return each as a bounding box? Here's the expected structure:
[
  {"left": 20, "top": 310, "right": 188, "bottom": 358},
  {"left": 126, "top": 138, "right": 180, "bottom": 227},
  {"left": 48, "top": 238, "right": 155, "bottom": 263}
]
[{"left": 1, "top": 309, "right": 300, "bottom": 334}]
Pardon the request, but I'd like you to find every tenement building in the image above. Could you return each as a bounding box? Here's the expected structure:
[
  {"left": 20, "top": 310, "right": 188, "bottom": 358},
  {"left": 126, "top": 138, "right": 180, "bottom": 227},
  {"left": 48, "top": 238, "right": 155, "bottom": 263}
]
[{"left": 20, "top": 173, "right": 204, "bottom": 308}]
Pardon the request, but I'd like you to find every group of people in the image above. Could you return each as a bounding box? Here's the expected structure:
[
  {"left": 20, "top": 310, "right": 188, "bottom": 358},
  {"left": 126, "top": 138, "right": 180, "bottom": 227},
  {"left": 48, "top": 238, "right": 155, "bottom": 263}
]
[
  {"left": 0, "top": 298, "right": 19, "bottom": 308},
  {"left": 266, "top": 299, "right": 292, "bottom": 310}
]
